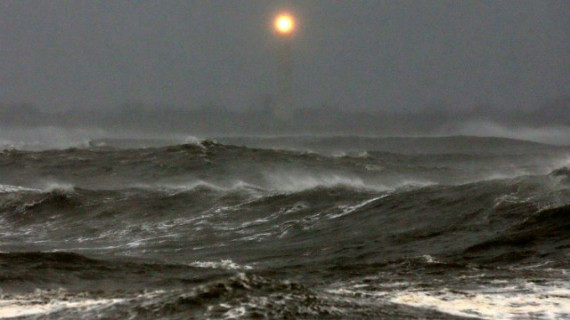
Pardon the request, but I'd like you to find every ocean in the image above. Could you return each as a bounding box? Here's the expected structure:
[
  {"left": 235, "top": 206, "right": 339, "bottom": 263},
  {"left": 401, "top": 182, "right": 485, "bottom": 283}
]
[{"left": 0, "top": 136, "right": 569, "bottom": 319}]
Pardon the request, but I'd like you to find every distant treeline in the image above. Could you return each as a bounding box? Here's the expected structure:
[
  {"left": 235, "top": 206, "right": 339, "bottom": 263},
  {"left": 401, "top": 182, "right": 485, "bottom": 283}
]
[{"left": 1, "top": 95, "right": 568, "bottom": 135}]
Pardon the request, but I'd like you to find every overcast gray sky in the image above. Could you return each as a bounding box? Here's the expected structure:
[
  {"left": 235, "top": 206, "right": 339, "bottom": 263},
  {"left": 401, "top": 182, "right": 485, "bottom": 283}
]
[{"left": 1, "top": 0, "right": 569, "bottom": 114}]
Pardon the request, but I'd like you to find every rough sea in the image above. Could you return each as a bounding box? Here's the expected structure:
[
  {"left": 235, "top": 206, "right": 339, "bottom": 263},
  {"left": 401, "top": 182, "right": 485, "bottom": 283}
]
[{"left": 0, "top": 136, "right": 569, "bottom": 319}]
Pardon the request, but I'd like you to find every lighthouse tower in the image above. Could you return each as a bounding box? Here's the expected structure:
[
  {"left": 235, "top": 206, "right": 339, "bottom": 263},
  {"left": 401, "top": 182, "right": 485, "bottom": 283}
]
[{"left": 273, "top": 13, "right": 295, "bottom": 120}]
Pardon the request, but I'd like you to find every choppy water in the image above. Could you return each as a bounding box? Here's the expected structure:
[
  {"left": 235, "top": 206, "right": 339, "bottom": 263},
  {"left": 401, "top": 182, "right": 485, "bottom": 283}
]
[{"left": 0, "top": 137, "right": 569, "bottom": 319}]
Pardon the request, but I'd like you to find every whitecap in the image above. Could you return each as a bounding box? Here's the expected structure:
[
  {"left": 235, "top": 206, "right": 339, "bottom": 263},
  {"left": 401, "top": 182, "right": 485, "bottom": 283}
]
[
  {"left": 263, "top": 171, "right": 387, "bottom": 193},
  {"left": 40, "top": 181, "right": 76, "bottom": 193},
  {"left": 182, "top": 135, "right": 206, "bottom": 148},
  {"left": 390, "top": 281, "right": 570, "bottom": 320},
  {"left": 0, "top": 297, "right": 124, "bottom": 319},
  {"left": 0, "top": 184, "right": 38, "bottom": 193},
  {"left": 189, "top": 259, "right": 253, "bottom": 271}
]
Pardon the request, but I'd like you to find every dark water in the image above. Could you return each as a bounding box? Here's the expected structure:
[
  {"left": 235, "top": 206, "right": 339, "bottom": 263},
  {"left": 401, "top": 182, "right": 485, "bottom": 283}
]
[{"left": 0, "top": 137, "right": 569, "bottom": 319}]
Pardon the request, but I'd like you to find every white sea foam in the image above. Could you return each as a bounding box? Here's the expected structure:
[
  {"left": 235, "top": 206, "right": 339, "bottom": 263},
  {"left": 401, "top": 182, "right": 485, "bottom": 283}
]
[
  {"left": 159, "top": 181, "right": 227, "bottom": 192},
  {"left": 0, "top": 184, "right": 38, "bottom": 193},
  {"left": 137, "top": 180, "right": 263, "bottom": 195},
  {"left": 40, "top": 181, "right": 76, "bottom": 193},
  {"left": 182, "top": 135, "right": 206, "bottom": 147},
  {"left": 365, "top": 164, "right": 385, "bottom": 172},
  {"left": 326, "top": 278, "right": 570, "bottom": 320},
  {"left": 179, "top": 175, "right": 374, "bottom": 193},
  {"left": 189, "top": 259, "right": 253, "bottom": 271},
  {"left": 331, "top": 151, "right": 347, "bottom": 158},
  {"left": 419, "top": 254, "right": 442, "bottom": 264},
  {"left": 0, "top": 297, "right": 124, "bottom": 319},
  {"left": 0, "top": 182, "right": 77, "bottom": 194},
  {"left": 223, "top": 306, "right": 247, "bottom": 319},
  {"left": 141, "top": 172, "right": 434, "bottom": 196},
  {"left": 263, "top": 171, "right": 387, "bottom": 193},
  {"left": 329, "top": 151, "right": 371, "bottom": 159},
  {"left": 0, "top": 290, "right": 168, "bottom": 319},
  {"left": 390, "top": 281, "right": 570, "bottom": 319}
]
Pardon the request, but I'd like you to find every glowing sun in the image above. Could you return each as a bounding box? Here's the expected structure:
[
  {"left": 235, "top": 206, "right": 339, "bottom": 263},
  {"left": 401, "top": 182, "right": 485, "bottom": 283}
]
[{"left": 275, "top": 14, "right": 295, "bottom": 35}]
